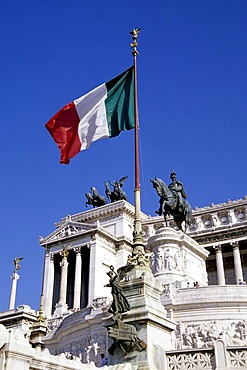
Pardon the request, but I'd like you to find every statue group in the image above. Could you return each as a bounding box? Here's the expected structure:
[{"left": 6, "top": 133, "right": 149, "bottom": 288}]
[
  {"left": 85, "top": 177, "right": 128, "bottom": 208},
  {"left": 85, "top": 170, "right": 192, "bottom": 232}
]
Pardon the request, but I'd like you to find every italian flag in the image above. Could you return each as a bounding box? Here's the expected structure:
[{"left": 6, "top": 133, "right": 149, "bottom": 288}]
[{"left": 45, "top": 66, "right": 135, "bottom": 164}]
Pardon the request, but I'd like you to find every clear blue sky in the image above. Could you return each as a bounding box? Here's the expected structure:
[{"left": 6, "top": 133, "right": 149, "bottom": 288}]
[{"left": 1, "top": 0, "right": 246, "bottom": 312}]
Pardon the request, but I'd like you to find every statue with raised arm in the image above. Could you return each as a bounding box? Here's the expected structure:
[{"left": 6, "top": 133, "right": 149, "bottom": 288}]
[{"left": 105, "top": 265, "right": 130, "bottom": 314}]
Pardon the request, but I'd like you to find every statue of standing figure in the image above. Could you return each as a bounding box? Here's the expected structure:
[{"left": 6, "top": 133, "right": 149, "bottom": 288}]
[{"left": 105, "top": 265, "right": 130, "bottom": 314}]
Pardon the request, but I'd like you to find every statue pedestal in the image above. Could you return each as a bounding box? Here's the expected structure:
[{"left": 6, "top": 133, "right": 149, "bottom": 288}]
[
  {"left": 148, "top": 226, "right": 209, "bottom": 287},
  {"left": 106, "top": 272, "right": 176, "bottom": 370}
]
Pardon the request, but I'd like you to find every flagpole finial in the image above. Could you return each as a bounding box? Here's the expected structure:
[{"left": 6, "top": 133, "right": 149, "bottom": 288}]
[{"left": 129, "top": 28, "right": 141, "bottom": 56}]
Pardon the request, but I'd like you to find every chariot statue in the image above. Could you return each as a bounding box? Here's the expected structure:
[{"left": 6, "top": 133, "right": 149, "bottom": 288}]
[
  {"left": 85, "top": 186, "right": 107, "bottom": 208},
  {"left": 105, "top": 176, "right": 128, "bottom": 203},
  {"left": 150, "top": 170, "right": 192, "bottom": 231}
]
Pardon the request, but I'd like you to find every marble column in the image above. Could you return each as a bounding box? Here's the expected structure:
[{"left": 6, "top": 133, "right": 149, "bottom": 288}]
[
  {"left": 42, "top": 249, "right": 51, "bottom": 315},
  {"left": 9, "top": 272, "right": 20, "bottom": 310},
  {"left": 231, "top": 242, "right": 243, "bottom": 284},
  {"left": 214, "top": 245, "right": 225, "bottom": 285},
  {"left": 46, "top": 254, "right": 55, "bottom": 317},
  {"left": 58, "top": 249, "right": 69, "bottom": 306},
  {"left": 73, "top": 247, "right": 82, "bottom": 310}
]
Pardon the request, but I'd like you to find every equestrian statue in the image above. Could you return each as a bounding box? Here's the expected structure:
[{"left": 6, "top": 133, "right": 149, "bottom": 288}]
[{"left": 150, "top": 170, "right": 192, "bottom": 232}]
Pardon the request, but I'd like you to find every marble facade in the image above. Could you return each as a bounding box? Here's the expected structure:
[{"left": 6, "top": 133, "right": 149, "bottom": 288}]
[{"left": 1, "top": 197, "right": 247, "bottom": 369}]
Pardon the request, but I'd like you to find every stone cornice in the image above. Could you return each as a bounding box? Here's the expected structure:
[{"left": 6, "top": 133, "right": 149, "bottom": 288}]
[
  {"left": 143, "top": 197, "right": 247, "bottom": 245},
  {"left": 192, "top": 224, "right": 247, "bottom": 247},
  {"left": 192, "top": 196, "right": 247, "bottom": 214},
  {"left": 40, "top": 198, "right": 247, "bottom": 248},
  {"left": 56, "top": 200, "right": 148, "bottom": 225},
  {"left": 40, "top": 219, "right": 133, "bottom": 250}
]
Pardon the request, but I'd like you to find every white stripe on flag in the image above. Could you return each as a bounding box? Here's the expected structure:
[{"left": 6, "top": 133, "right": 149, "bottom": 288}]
[{"left": 75, "top": 84, "right": 109, "bottom": 150}]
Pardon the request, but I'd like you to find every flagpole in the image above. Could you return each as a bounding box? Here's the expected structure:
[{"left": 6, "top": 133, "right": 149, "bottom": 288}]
[{"left": 129, "top": 28, "right": 145, "bottom": 258}]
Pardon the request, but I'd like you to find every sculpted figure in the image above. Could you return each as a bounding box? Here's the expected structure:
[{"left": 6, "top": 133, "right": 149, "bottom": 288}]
[
  {"left": 85, "top": 187, "right": 107, "bottom": 208},
  {"left": 164, "top": 249, "right": 173, "bottom": 270},
  {"left": 150, "top": 171, "right": 192, "bottom": 232},
  {"left": 174, "top": 251, "right": 183, "bottom": 271},
  {"left": 105, "top": 176, "right": 128, "bottom": 203},
  {"left": 105, "top": 266, "right": 130, "bottom": 314},
  {"left": 168, "top": 170, "right": 188, "bottom": 212},
  {"left": 14, "top": 257, "right": 23, "bottom": 272},
  {"left": 155, "top": 248, "right": 164, "bottom": 272}
]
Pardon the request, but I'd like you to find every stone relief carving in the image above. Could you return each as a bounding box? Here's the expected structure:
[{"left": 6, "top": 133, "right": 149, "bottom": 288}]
[
  {"left": 59, "top": 335, "right": 106, "bottom": 365},
  {"left": 172, "top": 320, "right": 247, "bottom": 350},
  {"left": 187, "top": 204, "right": 247, "bottom": 234},
  {"left": 151, "top": 247, "right": 186, "bottom": 274},
  {"left": 47, "top": 318, "right": 63, "bottom": 332},
  {"left": 91, "top": 297, "right": 110, "bottom": 310},
  {"left": 50, "top": 225, "right": 84, "bottom": 241},
  {"left": 235, "top": 208, "right": 246, "bottom": 221}
]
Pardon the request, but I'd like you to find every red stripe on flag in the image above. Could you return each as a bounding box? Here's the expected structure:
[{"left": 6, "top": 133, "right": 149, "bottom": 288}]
[{"left": 45, "top": 102, "right": 81, "bottom": 164}]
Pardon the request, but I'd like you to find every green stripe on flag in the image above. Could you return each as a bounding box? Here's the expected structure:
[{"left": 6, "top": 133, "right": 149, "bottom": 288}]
[{"left": 105, "top": 66, "right": 135, "bottom": 137}]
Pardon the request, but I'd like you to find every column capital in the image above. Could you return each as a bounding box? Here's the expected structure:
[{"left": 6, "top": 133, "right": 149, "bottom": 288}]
[
  {"left": 214, "top": 245, "right": 222, "bottom": 253},
  {"left": 60, "top": 248, "right": 69, "bottom": 260},
  {"left": 230, "top": 241, "right": 239, "bottom": 250},
  {"left": 10, "top": 272, "right": 19, "bottom": 280},
  {"left": 73, "top": 246, "right": 81, "bottom": 255}
]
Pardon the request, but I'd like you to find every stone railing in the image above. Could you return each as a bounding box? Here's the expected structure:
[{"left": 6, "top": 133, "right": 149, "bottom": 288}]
[
  {"left": 166, "top": 348, "right": 215, "bottom": 370},
  {"left": 166, "top": 341, "right": 247, "bottom": 370}
]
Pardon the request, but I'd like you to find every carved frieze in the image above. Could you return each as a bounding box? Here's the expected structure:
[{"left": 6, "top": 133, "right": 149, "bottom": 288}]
[{"left": 172, "top": 320, "right": 247, "bottom": 350}]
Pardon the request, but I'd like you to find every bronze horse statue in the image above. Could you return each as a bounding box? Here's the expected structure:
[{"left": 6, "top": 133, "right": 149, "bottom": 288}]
[
  {"left": 85, "top": 187, "right": 107, "bottom": 208},
  {"left": 150, "top": 177, "right": 192, "bottom": 232}
]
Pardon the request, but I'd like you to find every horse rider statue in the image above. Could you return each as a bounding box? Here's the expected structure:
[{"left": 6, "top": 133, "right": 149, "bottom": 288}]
[
  {"left": 168, "top": 170, "right": 188, "bottom": 213},
  {"left": 150, "top": 171, "right": 192, "bottom": 232}
]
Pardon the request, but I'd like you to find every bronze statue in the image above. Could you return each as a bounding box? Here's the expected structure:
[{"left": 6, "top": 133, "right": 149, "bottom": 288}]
[
  {"left": 85, "top": 187, "right": 107, "bottom": 208},
  {"left": 14, "top": 257, "right": 23, "bottom": 272},
  {"left": 105, "top": 176, "right": 128, "bottom": 203},
  {"left": 168, "top": 170, "right": 188, "bottom": 212},
  {"left": 150, "top": 171, "right": 192, "bottom": 231},
  {"left": 105, "top": 265, "right": 130, "bottom": 314}
]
